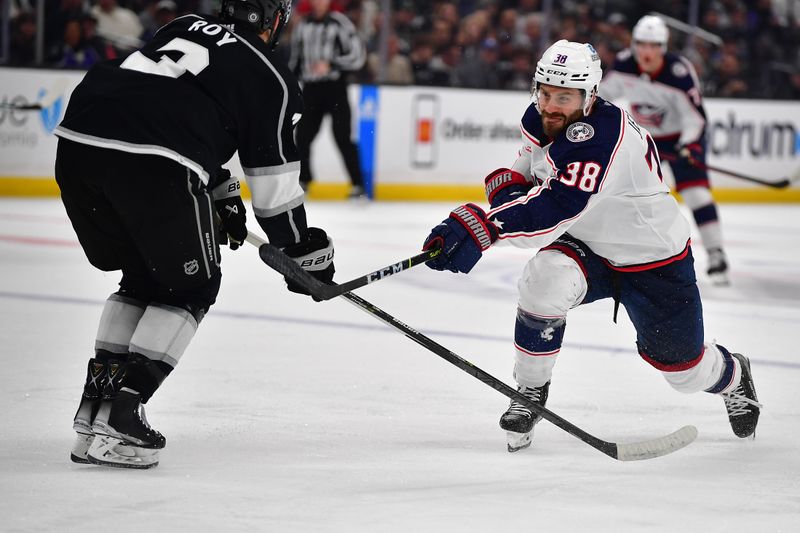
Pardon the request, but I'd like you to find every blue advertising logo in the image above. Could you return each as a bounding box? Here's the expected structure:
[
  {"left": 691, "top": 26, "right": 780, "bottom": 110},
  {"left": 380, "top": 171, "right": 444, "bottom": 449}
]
[{"left": 37, "top": 87, "right": 63, "bottom": 134}]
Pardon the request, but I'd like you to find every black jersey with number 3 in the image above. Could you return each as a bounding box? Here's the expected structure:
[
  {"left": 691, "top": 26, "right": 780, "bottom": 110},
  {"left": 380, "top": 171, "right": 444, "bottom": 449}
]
[{"left": 56, "top": 14, "right": 302, "bottom": 191}]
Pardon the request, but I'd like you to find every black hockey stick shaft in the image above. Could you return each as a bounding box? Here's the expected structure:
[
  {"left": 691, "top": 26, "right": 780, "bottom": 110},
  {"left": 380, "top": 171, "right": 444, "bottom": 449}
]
[
  {"left": 245, "top": 233, "right": 440, "bottom": 300},
  {"left": 661, "top": 153, "right": 793, "bottom": 188},
  {"left": 0, "top": 103, "right": 43, "bottom": 111},
  {"left": 339, "top": 291, "right": 621, "bottom": 459},
  {"left": 338, "top": 292, "right": 698, "bottom": 461}
]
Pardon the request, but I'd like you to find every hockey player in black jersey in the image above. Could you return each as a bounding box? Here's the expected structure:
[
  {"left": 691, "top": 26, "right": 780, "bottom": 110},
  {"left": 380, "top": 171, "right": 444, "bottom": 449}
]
[{"left": 56, "top": 0, "right": 335, "bottom": 469}]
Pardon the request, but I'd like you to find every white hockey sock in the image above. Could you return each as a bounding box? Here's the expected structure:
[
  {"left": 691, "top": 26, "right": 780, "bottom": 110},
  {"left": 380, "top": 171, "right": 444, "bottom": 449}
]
[
  {"left": 95, "top": 294, "right": 147, "bottom": 353},
  {"left": 129, "top": 303, "right": 198, "bottom": 367},
  {"left": 661, "top": 343, "right": 740, "bottom": 394}
]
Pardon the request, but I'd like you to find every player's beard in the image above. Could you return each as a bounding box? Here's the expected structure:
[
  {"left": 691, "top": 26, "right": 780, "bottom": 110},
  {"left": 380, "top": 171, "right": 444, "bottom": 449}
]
[{"left": 542, "top": 108, "right": 585, "bottom": 138}]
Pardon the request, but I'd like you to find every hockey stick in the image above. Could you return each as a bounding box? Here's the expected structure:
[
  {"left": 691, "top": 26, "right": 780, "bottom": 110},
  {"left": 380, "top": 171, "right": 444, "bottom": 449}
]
[
  {"left": 248, "top": 236, "right": 698, "bottom": 461},
  {"left": 244, "top": 233, "right": 440, "bottom": 300},
  {"left": 0, "top": 102, "right": 44, "bottom": 111},
  {"left": 0, "top": 78, "right": 72, "bottom": 112},
  {"left": 661, "top": 153, "right": 800, "bottom": 189}
]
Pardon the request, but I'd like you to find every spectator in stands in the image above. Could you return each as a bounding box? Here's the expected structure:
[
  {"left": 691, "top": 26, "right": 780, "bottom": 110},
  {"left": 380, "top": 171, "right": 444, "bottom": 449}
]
[
  {"left": 139, "top": 0, "right": 177, "bottom": 40},
  {"left": 709, "top": 51, "right": 750, "bottom": 98},
  {"left": 455, "top": 37, "right": 500, "bottom": 89},
  {"left": 429, "top": 41, "right": 461, "bottom": 85},
  {"left": 91, "top": 0, "right": 143, "bottom": 52},
  {"left": 409, "top": 34, "right": 449, "bottom": 86},
  {"left": 6, "top": 0, "right": 799, "bottom": 102},
  {"left": 502, "top": 46, "right": 534, "bottom": 91},
  {"left": 45, "top": 0, "right": 87, "bottom": 64},
  {"left": 9, "top": 11, "right": 37, "bottom": 66},
  {"left": 57, "top": 17, "right": 102, "bottom": 68},
  {"left": 366, "top": 32, "right": 413, "bottom": 84},
  {"left": 80, "top": 11, "right": 117, "bottom": 61}
]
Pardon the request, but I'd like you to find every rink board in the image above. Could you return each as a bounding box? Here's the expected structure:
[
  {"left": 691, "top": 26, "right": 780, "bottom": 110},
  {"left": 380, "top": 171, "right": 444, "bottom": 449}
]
[{"left": 1, "top": 67, "right": 798, "bottom": 201}]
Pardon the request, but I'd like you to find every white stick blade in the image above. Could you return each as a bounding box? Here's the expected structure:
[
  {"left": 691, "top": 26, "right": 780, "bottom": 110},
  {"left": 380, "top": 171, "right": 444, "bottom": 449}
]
[{"left": 615, "top": 425, "right": 698, "bottom": 461}]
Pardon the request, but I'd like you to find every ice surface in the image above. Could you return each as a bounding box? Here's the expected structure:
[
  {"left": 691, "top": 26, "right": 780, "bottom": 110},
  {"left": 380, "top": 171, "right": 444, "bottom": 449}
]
[{"left": 1, "top": 198, "right": 799, "bottom": 532}]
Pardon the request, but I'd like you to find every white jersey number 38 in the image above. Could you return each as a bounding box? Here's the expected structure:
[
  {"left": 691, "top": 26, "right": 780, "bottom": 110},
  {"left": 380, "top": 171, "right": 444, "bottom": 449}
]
[{"left": 559, "top": 161, "right": 602, "bottom": 192}]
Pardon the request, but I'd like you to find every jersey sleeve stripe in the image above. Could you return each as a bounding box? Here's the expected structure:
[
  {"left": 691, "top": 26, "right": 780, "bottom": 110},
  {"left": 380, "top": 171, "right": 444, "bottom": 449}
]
[
  {"left": 597, "top": 109, "right": 627, "bottom": 193},
  {"left": 252, "top": 194, "right": 304, "bottom": 219},
  {"left": 243, "top": 161, "right": 300, "bottom": 177},
  {"left": 246, "top": 167, "right": 304, "bottom": 218},
  {"left": 520, "top": 124, "right": 541, "bottom": 146}
]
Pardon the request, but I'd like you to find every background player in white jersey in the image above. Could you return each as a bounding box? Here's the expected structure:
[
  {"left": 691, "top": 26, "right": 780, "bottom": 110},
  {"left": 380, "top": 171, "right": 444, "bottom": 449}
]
[
  {"left": 55, "top": 0, "right": 335, "bottom": 469},
  {"left": 421, "top": 40, "right": 760, "bottom": 453},
  {"left": 600, "top": 16, "right": 730, "bottom": 286}
]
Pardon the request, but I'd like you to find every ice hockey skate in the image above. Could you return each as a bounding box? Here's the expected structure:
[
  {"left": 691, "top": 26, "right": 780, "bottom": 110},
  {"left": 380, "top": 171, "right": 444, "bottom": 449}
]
[
  {"left": 70, "top": 358, "right": 107, "bottom": 464},
  {"left": 347, "top": 185, "right": 368, "bottom": 201},
  {"left": 707, "top": 248, "right": 730, "bottom": 286},
  {"left": 499, "top": 382, "right": 550, "bottom": 452},
  {"left": 88, "top": 388, "right": 165, "bottom": 469},
  {"left": 722, "top": 353, "right": 761, "bottom": 438}
]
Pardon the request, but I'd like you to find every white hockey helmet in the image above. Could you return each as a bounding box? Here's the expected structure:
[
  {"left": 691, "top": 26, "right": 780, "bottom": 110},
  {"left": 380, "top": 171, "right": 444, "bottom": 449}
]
[
  {"left": 632, "top": 15, "right": 669, "bottom": 51},
  {"left": 532, "top": 39, "right": 602, "bottom": 115}
]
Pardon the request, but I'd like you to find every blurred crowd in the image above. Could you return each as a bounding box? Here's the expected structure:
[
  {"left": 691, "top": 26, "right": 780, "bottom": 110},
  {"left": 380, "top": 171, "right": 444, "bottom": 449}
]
[{"left": 5, "top": 0, "right": 800, "bottom": 99}]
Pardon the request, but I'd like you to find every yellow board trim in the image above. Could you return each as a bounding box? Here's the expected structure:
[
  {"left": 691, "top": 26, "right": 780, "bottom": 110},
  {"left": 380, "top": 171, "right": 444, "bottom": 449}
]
[{"left": 2, "top": 177, "right": 800, "bottom": 203}]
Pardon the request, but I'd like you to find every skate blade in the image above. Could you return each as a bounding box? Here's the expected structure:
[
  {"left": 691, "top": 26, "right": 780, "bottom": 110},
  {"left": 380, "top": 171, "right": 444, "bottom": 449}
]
[
  {"left": 506, "top": 431, "right": 532, "bottom": 453},
  {"left": 708, "top": 272, "right": 730, "bottom": 286},
  {"left": 87, "top": 435, "right": 160, "bottom": 469}
]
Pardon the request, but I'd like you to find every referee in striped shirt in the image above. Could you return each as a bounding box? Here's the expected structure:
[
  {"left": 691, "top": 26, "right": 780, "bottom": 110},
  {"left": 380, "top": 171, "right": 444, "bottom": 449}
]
[{"left": 289, "top": 0, "right": 367, "bottom": 198}]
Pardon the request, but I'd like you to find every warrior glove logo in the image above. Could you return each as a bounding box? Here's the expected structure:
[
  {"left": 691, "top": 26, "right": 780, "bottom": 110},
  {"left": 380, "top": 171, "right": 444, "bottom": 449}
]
[{"left": 566, "top": 122, "right": 595, "bottom": 142}]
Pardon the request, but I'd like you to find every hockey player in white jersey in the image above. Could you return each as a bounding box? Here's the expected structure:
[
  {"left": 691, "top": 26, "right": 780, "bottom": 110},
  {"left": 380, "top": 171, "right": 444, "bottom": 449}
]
[
  {"left": 421, "top": 40, "right": 760, "bottom": 453},
  {"left": 600, "top": 15, "right": 730, "bottom": 285}
]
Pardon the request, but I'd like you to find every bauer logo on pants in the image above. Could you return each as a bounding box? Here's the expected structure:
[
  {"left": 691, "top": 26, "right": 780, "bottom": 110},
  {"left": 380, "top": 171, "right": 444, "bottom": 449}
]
[{"left": 184, "top": 259, "right": 199, "bottom": 275}]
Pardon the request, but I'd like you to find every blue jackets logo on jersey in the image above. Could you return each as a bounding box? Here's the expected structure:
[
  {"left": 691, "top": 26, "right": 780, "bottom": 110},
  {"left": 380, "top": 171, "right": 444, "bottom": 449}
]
[{"left": 566, "top": 122, "right": 594, "bottom": 142}]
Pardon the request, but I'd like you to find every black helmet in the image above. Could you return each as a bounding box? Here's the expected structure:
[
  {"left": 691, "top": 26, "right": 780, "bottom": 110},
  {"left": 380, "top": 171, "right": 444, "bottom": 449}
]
[{"left": 219, "top": 0, "right": 291, "bottom": 46}]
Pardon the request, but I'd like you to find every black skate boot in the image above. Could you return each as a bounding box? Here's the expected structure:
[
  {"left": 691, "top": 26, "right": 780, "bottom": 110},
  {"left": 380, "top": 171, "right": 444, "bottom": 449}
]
[
  {"left": 721, "top": 353, "right": 761, "bottom": 438},
  {"left": 71, "top": 358, "right": 108, "bottom": 464},
  {"left": 87, "top": 356, "right": 167, "bottom": 469},
  {"left": 499, "top": 382, "right": 550, "bottom": 452},
  {"left": 707, "top": 248, "right": 730, "bottom": 286}
]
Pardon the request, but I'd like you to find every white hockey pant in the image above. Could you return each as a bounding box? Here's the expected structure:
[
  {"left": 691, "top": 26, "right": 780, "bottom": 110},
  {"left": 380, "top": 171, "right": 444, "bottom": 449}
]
[{"left": 513, "top": 250, "right": 587, "bottom": 388}]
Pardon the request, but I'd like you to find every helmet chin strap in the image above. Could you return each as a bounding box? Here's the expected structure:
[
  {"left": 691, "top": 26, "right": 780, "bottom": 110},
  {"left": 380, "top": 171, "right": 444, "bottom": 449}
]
[{"left": 582, "top": 89, "right": 597, "bottom": 116}]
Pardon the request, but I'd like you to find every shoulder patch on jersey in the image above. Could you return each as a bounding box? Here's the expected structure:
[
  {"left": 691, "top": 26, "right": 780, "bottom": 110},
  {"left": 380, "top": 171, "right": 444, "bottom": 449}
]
[
  {"left": 566, "top": 122, "right": 595, "bottom": 143},
  {"left": 671, "top": 61, "right": 689, "bottom": 78}
]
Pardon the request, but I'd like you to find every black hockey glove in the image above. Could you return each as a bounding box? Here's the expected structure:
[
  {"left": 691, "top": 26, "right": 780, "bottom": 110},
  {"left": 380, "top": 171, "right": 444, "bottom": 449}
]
[
  {"left": 212, "top": 170, "right": 247, "bottom": 250},
  {"left": 282, "top": 227, "right": 335, "bottom": 301}
]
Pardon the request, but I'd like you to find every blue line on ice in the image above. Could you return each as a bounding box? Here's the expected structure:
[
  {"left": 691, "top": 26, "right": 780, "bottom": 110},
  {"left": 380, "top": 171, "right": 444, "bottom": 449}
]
[{"left": 2, "top": 289, "right": 795, "bottom": 370}]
